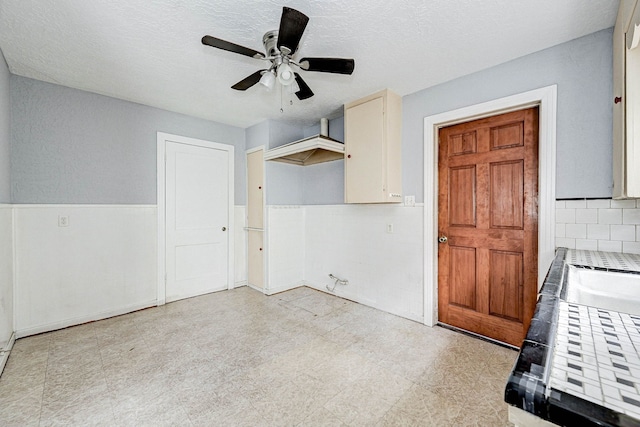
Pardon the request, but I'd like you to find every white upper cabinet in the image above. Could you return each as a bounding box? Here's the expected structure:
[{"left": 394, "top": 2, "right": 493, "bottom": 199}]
[
  {"left": 344, "top": 89, "right": 402, "bottom": 204},
  {"left": 613, "top": 0, "right": 640, "bottom": 198}
]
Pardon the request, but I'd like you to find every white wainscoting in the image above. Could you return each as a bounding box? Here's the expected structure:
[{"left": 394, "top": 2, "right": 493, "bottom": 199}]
[
  {"left": 264, "top": 204, "right": 424, "bottom": 322},
  {"left": 266, "top": 206, "right": 305, "bottom": 294},
  {"left": 9, "top": 202, "right": 422, "bottom": 338},
  {"left": 234, "top": 205, "right": 247, "bottom": 287},
  {"left": 304, "top": 204, "right": 424, "bottom": 322},
  {"left": 13, "top": 205, "right": 158, "bottom": 337},
  {"left": 0, "top": 204, "right": 14, "bottom": 374}
]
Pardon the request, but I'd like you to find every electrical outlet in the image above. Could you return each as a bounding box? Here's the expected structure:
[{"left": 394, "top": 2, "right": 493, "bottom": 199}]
[
  {"left": 405, "top": 195, "right": 416, "bottom": 207},
  {"left": 386, "top": 223, "right": 394, "bottom": 233},
  {"left": 58, "top": 215, "right": 69, "bottom": 227}
]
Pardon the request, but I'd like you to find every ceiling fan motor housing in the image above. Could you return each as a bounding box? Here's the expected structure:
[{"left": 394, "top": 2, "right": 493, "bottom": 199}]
[{"left": 262, "top": 30, "right": 280, "bottom": 57}]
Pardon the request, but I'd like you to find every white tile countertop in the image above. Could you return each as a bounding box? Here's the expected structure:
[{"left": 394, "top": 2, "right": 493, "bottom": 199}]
[
  {"left": 506, "top": 248, "right": 640, "bottom": 426},
  {"left": 567, "top": 250, "right": 640, "bottom": 272},
  {"left": 551, "top": 302, "right": 640, "bottom": 419},
  {"left": 549, "top": 250, "right": 640, "bottom": 422}
]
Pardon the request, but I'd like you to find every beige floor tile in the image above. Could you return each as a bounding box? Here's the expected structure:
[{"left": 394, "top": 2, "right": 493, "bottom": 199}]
[
  {"left": 251, "top": 378, "right": 326, "bottom": 426},
  {"left": 0, "top": 387, "right": 43, "bottom": 426},
  {"left": 308, "top": 348, "right": 377, "bottom": 389},
  {"left": 40, "top": 393, "right": 114, "bottom": 427},
  {"left": 324, "top": 383, "right": 396, "bottom": 426},
  {"left": 299, "top": 407, "right": 348, "bottom": 426},
  {"left": 377, "top": 405, "right": 428, "bottom": 427},
  {"left": 0, "top": 286, "right": 517, "bottom": 426},
  {"left": 391, "top": 383, "right": 465, "bottom": 424},
  {"left": 112, "top": 392, "right": 192, "bottom": 426}
]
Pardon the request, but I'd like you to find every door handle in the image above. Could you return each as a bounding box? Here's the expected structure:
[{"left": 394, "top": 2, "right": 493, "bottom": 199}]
[
  {"left": 222, "top": 227, "right": 227, "bottom": 231},
  {"left": 438, "top": 236, "right": 448, "bottom": 243}
]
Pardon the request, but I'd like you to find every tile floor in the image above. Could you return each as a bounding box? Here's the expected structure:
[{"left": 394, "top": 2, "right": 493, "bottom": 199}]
[{"left": 0, "top": 286, "right": 517, "bottom": 426}]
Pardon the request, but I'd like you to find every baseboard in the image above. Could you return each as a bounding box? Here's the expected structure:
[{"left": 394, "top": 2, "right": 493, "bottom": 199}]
[
  {"left": 305, "top": 281, "right": 425, "bottom": 324},
  {"left": 15, "top": 300, "right": 157, "bottom": 338},
  {"left": 233, "top": 280, "right": 247, "bottom": 289},
  {"left": 165, "top": 286, "right": 229, "bottom": 305},
  {"left": 246, "top": 283, "right": 264, "bottom": 293},
  {"left": 265, "top": 281, "right": 305, "bottom": 296},
  {"left": 0, "top": 332, "right": 16, "bottom": 377}
]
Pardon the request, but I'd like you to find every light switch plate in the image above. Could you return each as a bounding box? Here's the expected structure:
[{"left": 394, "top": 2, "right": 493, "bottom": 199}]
[{"left": 58, "top": 215, "right": 69, "bottom": 227}]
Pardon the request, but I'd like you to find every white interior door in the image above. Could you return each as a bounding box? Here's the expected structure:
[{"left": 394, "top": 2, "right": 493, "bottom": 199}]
[{"left": 165, "top": 141, "right": 229, "bottom": 302}]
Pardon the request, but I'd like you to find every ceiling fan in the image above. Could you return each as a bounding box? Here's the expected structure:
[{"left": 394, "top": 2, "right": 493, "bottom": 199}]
[{"left": 201, "top": 7, "right": 355, "bottom": 100}]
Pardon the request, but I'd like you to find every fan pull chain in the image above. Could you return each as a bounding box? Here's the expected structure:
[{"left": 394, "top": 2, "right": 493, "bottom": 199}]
[{"left": 280, "top": 86, "right": 284, "bottom": 113}]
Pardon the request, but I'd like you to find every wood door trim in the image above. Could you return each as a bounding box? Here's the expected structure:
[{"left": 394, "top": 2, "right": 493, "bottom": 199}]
[{"left": 423, "top": 85, "right": 558, "bottom": 327}]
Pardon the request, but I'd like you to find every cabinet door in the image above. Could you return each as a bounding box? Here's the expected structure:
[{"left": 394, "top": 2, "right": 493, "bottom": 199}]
[
  {"left": 248, "top": 230, "right": 263, "bottom": 289},
  {"left": 627, "top": 1, "right": 640, "bottom": 197},
  {"left": 613, "top": 3, "right": 626, "bottom": 198},
  {"left": 613, "top": 0, "right": 640, "bottom": 198},
  {"left": 247, "top": 149, "right": 264, "bottom": 229},
  {"left": 345, "top": 96, "right": 385, "bottom": 203}
]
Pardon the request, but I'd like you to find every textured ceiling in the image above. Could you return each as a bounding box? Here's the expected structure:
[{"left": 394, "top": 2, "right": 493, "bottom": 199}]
[{"left": 0, "top": 0, "right": 619, "bottom": 128}]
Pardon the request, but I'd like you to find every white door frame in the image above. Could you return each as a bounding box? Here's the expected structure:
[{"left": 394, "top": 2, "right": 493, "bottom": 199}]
[
  {"left": 423, "top": 85, "right": 557, "bottom": 326},
  {"left": 157, "top": 132, "right": 235, "bottom": 306}
]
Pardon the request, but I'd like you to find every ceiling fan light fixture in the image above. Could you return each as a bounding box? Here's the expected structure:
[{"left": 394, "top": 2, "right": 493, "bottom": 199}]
[
  {"left": 277, "top": 63, "right": 295, "bottom": 86},
  {"left": 259, "top": 70, "right": 276, "bottom": 90},
  {"left": 288, "top": 79, "right": 300, "bottom": 94}
]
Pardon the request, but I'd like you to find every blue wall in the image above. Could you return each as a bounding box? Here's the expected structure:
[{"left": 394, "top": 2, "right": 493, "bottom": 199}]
[
  {"left": 11, "top": 76, "right": 246, "bottom": 204},
  {"left": 404, "top": 28, "right": 614, "bottom": 201},
  {"left": 9, "top": 28, "right": 615, "bottom": 205}
]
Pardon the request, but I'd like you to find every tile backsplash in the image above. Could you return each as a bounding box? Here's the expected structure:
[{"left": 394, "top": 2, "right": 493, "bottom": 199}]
[{"left": 556, "top": 199, "right": 640, "bottom": 254}]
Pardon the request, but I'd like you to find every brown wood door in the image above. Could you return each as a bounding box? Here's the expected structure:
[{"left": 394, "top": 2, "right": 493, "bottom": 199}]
[{"left": 437, "top": 107, "right": 539, "bottom": 347}]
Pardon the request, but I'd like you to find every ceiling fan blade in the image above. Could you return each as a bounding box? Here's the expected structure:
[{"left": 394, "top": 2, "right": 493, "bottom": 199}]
[
  {"left": 293, "top": 73, "right": 314, "bottom": 100},
  {"left": 299, "top": 57, "right": 355, "bottom": 75},
  {"left": 231, "top": 70, "right": 266, "bottom": 91},
  {"left": 202, "top": 35, "right": 265, "bottom": 59},
  {"left": 277, "top": 7, "right": 309, "bottom": 54}
]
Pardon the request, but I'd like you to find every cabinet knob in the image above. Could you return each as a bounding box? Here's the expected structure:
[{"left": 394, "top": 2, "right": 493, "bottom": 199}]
[
  {"left": 258, "top": 186, "right": 262, "bottom": 189},
  {"left": 347, "top": 154, "right": 351, "bottom": 159},
  {"left": 259, "top": 247, "right": 262, "bottom": 251},
  {"left": 615, "top": 96, "right": 622, "bottom": 104}
]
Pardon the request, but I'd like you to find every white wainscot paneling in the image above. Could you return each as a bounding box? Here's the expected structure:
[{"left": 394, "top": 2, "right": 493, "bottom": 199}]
[
  {"left": 0, "top": 205, "right": 14, "bottom": 371},
  {"left": 234, "top": 205, "right": 247, "bottom": 286},
  {"left": 266, "top": 206, "right": 305, "bottom": 294},
  {"left": 14, "top": 205, "right": 157, "bottom": 337},
  {"left": 304, "top": 205, "right": 424, "bottom": 322}
]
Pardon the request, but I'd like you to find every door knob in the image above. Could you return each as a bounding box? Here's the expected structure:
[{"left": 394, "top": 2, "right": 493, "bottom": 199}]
[
  {"left": 438, "top": 236, "right": 448, "bottom": 243},
  {"left": 222, "top": 227, "right": 227, "bottom": 231}
]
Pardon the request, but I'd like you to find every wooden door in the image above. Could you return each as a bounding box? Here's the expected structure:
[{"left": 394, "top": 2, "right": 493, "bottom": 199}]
[
  {"left": 437, "top": 107, "right": 539, "bottom": 347},
  {"left": 166, "top": 141, "right": 229, "bottom": 302}
]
